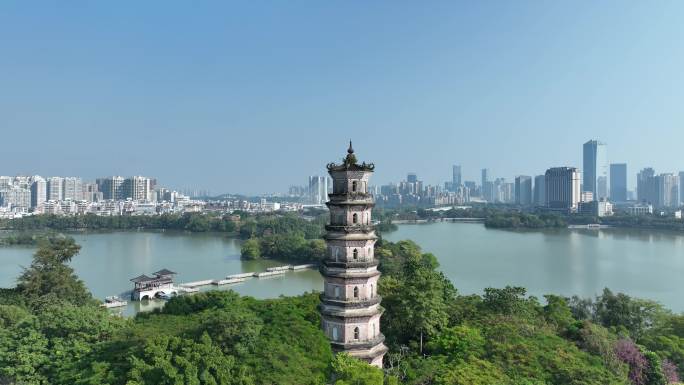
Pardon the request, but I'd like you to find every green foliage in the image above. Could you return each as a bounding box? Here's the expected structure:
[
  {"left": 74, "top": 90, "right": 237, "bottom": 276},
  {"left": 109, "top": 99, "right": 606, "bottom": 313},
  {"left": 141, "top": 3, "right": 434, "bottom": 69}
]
[
  {"left": 331, "top": 354, "right": 383, "bottom": 385},
  {"left": 16, "top": 235, "right": 93, "bottom": 306},
  {"left": 240, "top": 238, "right": 262, "bottom": 260},
  {"left": 241, "top": 234, "right": 325, "bottom": 262},
  {"left": 594, "top": 288, "right": 665, "bottom": 340},
  {"left": 482, "top": 286, "right": 536, "bottom": 316},
  {"left": 427, "top": 325, "right": 485, "bottom": 360},
  {"left": 378, "top": 240, "right": 455, "bottom": 351},
  {"left": 485, "top": 212, "right": 567, "bottom": 229},
  {"left": 126, "top": 334, "right": 240, "bottom": 385},
  {"left": 642, "top": 349, "right": 667, "bottom": 385},
  {"left": 544, "top": 294, "right": 575, "bottom": 331},
  {"left": 0, "top": 213, "right": 242, "bottom": 233},
  {"left": 3, "top": 236, "right": 684, "bottom": 385},
  {"left": 238, "top": 213, "right": 327, "bottom": 263}
]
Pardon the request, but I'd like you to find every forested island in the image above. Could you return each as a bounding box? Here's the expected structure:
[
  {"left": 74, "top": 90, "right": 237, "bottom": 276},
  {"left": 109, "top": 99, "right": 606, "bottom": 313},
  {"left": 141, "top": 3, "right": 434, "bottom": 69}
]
[{"left": 1, "top": 234, "right": 683, "bottom": 384}]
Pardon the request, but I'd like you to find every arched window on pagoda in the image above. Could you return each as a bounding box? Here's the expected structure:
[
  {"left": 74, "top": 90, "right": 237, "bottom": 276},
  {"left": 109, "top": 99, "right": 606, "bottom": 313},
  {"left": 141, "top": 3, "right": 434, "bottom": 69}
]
[
  {"left": 332, "top": 327, "right": 339, "bottom": 341},
  {"left": 354, "top": 327, "right": 360, "bottom": 340},
  {"left": 352, "top": 248, "right": 358, "bottom": 260},
  {"left": 352, "top": 213, "right": 358, "bottom": 224},
  {"left": 353, "top": 286, "right": 359, "bottom": 298},
  {"left": 370, "top": 284, "right": 374, "bottom": 298},
  {"left": 352, "top": 181, "right": 357, "bottom": 192}
]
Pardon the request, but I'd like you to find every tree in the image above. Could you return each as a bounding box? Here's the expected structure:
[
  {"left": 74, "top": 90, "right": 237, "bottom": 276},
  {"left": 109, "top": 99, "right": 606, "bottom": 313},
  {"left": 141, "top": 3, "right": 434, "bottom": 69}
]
[
  {"left": 16, "top": 236, "right": 92, "bottom": 306},
  {"left": 331, "top": 354, "right": 383, "bottom": 385},
  {"left": 240, "top": 238, "right": 261, "bottom": 260},
  {"left": 380, "top": 243, "right": 452, "bottom": 353},
  {"left": 125, "top": 333, "right": 242, "bottom": 385},
  {"left": 595, "top": 288, "right": 664, "bottom": 340},
  {"left": 482, "top": 286, "right": 529, "bottom": 315},
  {"left": 427, "top": 325, "right": 485, "bottom": 360},
  {"left": 544, "top": 295, "right": 574, "bottom": 331}
]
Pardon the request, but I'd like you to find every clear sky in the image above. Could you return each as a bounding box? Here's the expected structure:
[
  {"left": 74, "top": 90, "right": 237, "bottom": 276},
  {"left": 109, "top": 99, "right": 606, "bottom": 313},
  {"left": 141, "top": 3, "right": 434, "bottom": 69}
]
[{"left": 1, "top": 1, "right": 683, "bottom": 194}]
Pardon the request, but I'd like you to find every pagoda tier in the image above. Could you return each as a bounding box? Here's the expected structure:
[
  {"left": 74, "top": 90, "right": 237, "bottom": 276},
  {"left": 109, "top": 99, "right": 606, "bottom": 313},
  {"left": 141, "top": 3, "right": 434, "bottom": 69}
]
[{"left": 319, "top": 142, "right": 387, "bottom": 368}]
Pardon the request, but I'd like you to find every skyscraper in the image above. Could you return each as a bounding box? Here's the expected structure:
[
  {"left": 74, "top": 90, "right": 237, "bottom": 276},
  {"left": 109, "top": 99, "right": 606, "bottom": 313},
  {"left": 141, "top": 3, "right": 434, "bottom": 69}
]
[
  {"left": 583, "top": 140, "right": 609, "bottom": 200},
  {"left": 656, "top": 173, "right": 679, "bottom": 208},
  {"left": 407, "top": 173, "right": 418, "bottom": 184},
  {"left": 680, "top": 171, "right": 684, "bottom": 205},
  {"left": 609, "top": 163, "right": 627, "bottom": 202},
  {"left": 545, "top": 167, "right": 581, "bottom": 211},
  {"left": 123, "top": 176, "right": 152, "bottom": 201},
  {"left": 30, "top": 176, "right": 47, "bottom": 208},
  {"left": 533, "top": 175, "right": 546, "bottom": 206},
  {"left": 308, "top": 175, "right": 328, "bottom": 205},
  {"left": 481, "top": 168, "right": 489, "bottom": 190},
  {"left": 319, "top": 143, "right": 387, "bottom": 368},
  {"left": 452, "top": 165, "right": 462, "bottom": 187},
  {"left": 637, "top": 168, "right": 657, "bottom": 204},
  {"left": 63, "top": 177, "right": 83, "bottom": 201},
  {"left": 47, "top": 177, "right": 64, "bottom": 201},
  {"left": 515, "top": 175, "right": 532, "bottom": 205},
  {"left": 97, "top": 176, "right": 125, "bottom": 200}
]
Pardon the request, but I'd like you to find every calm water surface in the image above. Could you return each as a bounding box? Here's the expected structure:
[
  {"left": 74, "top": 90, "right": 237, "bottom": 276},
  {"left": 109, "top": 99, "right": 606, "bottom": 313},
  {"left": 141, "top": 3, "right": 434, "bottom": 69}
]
[
  {"left": 0, "top": 231, "right": 323, "bottom": 316},
  {"left": 2, "top": 223, "right": 684, "bottom": 314},
  {"left": 384, "top": 222, "right": 684, "bottom": 312}
]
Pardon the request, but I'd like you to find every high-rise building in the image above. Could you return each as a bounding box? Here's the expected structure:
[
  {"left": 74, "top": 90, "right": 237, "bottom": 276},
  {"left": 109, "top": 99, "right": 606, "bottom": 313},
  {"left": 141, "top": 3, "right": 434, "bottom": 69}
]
[
  {"left": 123, "top": 176, "right": 152, "bottom": 201},
  {"left": 319, "top": 143, "right": 387, "bottom": 368},
  {"left": 407, "top": 173, "right": 418, "bottom": 184},
  {"left": 47, "top": 177, "right": 64, "bottom": 201},
  {"left": 637, "top": 168, "right": 657, "bottom": 204},
  {"left": 545, "top": 167, "right": 581, "bottom": 211},
  {"left": 481, "top": 168, "right": 490, "bottom": 190},
  {"left": 0, "top": 186, "right": 31, "bottom": 210},
  {"left": 483, "top": 181, "right": 494, "bottom": 202},
  {"left": 63, "top": 177, "right": 83, "bottom": 201},
  {"left": 0, "top": 176, "right": 11, "bottom": 191},
  {"left": 515, "top": 176, "right": 533, "bottom": 205},
  {"left": 610, "top": 163, "right": 627, "bottom": 202},
  {"left": 31, "top": 175, "right": 47, "bottom": 208},
  {"left": 533, "top": 175, "right": 546, "bottom": 206},
  {"left": 97, "top": 176, "right": 125, "bottom": 200},
  {"left": 30, "top": 176, "right": 47, "bottom": 208},
  {"left": 655, "top": 173, "right": 679, "bottom": 208},
  {"left": 583, "top": 140, "right": 609, "bottom": 200},
  {"left": 680, "top": 172, "right": 684, "bottom": 206},
  {"left": 82, "top": 183, "right": 102, "bottom": 202},
  {"left": 452, "top": 165, "right": 462, "bottom": 187},
  {"left": 308, "top": 175, "right": 328, "bottom": 205}
]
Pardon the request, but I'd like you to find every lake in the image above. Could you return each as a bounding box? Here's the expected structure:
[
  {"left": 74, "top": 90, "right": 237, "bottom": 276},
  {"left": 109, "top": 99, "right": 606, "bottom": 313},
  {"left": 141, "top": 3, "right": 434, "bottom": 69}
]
[
  {"left": 1, "top": 223, "right": 683, "bottom": 314},
  {"left": 0, "top": 231, "right": 323, "bottom": 316},
  {"left": 383, "top": 222, "right": 684, "bottom": 312}
]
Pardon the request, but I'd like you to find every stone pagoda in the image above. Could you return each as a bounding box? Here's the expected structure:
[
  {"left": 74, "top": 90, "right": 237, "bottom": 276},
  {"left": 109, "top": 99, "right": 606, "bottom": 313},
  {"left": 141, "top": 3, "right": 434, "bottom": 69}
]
[{"left": 319, "top": 142, "right": 387, "bottom": 368}]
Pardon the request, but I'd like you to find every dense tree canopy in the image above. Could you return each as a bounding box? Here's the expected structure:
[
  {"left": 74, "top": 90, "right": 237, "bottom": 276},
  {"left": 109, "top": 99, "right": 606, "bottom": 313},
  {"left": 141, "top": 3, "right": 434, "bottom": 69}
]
[{"left": 1, "top": 235, "right": 683, "bottom": 385}]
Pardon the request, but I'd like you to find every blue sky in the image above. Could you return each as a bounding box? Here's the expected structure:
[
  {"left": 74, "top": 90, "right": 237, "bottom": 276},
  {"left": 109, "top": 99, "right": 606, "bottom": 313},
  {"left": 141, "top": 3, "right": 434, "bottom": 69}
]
[{"left": 1, "top": 1, "right": 683, "bottom": 194}]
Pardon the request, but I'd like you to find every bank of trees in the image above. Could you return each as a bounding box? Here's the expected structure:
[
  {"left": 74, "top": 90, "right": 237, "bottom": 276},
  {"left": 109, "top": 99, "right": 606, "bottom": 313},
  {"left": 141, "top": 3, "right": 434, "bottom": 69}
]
[{"left": 0, "top": 213, "right": 239, "bottom": 233}]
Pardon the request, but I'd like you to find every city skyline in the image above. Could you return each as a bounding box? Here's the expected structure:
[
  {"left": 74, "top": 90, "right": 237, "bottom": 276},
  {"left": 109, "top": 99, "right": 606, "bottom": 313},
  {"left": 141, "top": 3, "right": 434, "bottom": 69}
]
[{"left": 2, "top": 2, "right": 684, "bottom": 194}]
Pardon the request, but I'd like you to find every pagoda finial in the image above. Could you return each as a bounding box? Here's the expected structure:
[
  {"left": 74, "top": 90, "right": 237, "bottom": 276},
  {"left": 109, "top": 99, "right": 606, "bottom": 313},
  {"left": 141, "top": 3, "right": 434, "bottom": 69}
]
[{"left": 344, "top": 141, "right": 357, "bottom": 165}]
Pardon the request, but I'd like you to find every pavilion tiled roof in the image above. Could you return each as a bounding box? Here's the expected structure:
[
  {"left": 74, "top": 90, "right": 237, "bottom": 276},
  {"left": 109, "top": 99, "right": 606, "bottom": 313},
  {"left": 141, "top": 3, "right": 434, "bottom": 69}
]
[
  {"left": 130, "top": 274, "right": 156, "bottom": 283},
  {"left": 153, "top": 268, "right": 177, "bottom": 276}
]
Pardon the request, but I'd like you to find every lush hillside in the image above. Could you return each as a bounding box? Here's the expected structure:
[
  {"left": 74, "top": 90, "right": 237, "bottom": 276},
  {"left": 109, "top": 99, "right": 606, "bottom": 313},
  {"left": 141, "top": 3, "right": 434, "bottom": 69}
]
[{"left": 0, "top": 235, "right": 682, "bottom": 384}]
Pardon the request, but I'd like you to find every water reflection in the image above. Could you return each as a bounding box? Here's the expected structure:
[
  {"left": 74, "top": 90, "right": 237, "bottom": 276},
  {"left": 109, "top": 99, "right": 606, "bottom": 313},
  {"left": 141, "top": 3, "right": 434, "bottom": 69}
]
[
  {"left": 0, "top": 231, "right": 324, "bottom": 316},
  {"left": 384, "top": 223, "right": 684, "bottom": 312}
]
